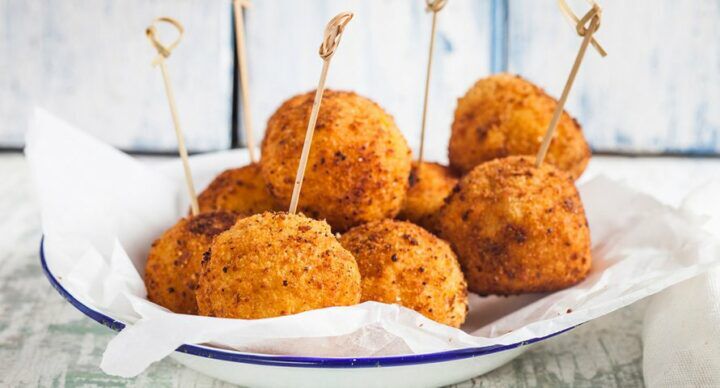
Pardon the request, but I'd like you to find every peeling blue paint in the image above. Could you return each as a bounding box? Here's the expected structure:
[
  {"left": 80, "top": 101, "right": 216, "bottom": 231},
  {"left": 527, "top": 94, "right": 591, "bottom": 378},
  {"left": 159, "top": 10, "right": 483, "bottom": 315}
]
[
  {"left": 1, "top": 0, "right": 718, "bottom": 155},
  {"left": 439, "top": 32, "right": 453, "bottom": 53},
  {"left": 614, "top": 132, "right": 633, "bottom": 147},
  {"left": 490, "top": 0, "right": 509, "bottom": 73}
]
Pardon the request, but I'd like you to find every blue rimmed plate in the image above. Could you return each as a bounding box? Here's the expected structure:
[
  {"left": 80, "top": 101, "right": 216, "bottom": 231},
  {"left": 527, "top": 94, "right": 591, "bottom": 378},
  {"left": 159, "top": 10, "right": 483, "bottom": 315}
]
[{"left": 40, "top": 238, "right": 574, "bottom": 387}]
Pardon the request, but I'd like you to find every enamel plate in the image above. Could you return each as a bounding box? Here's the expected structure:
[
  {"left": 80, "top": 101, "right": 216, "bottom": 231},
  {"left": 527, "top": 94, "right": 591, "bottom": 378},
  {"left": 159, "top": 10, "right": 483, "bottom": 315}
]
[{"left": 40, "top": 239, "right": 573, "bottom": 387}]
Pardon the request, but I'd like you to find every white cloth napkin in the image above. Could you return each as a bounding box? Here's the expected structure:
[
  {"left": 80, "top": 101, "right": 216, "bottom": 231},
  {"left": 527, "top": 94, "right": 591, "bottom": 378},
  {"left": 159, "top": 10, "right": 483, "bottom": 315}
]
[{"left": 643, "top": 180, "right": 720, "bottom": 387}]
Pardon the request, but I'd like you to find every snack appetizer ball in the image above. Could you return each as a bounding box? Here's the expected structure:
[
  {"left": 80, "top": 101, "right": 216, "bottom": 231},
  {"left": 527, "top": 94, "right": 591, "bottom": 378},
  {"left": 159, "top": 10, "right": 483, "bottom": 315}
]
[
  {"left": 260, "top": 90, "right": 412, "bottom": 231},
  {"left": 340, "top": 219, "right": 468, "bottom": 327},
  {"left": 448, "top": 73, "right": 591, "bottom": 180},
  {"left": 398, "top": 161, "right": 458, "bottom": 231},
  {"left": 197, "top": 163, "right": 278, "bottom": 215},
  {"left": 438, "top": 156, "right": 591, "bottom": 295},
  {"left": 144, "top": 211, "right": 240, "bottom": 314},
  {"left": 196, "top": 212, "right": 361, "bottom": 319}
]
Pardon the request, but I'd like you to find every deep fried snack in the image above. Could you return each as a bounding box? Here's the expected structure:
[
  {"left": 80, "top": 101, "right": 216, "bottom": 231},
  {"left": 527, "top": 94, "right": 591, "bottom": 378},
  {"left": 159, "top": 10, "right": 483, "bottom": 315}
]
[
  {"left": 144, "top": 211, "right": 239, "bottom": 314},
  {"left": 398, "top": 161, "right": 458, "bottom": 231},
  {"left": 196, "top": 212, "right": 361, "bottom": 319},
  {"left": 197, "top": 163, "right": 278, "bottom": 215},
  {"left": 438, "top": 156, "right": 591, "bottom": 295},
  {"left": 449, "top": 73, "right": 591, "bottom": 179},
  {"left": 260, "top": 90, "right": 412, "bottom": 231},
  {"left": 340, "top": 219, "right": 468, "bottom": 327}
]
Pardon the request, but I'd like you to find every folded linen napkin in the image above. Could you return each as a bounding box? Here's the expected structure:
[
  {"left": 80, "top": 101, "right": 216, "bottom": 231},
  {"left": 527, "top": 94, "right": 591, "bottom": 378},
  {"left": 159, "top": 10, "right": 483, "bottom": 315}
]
[{"left": 643, "top": 181, "right": 720, "bottom": 387}]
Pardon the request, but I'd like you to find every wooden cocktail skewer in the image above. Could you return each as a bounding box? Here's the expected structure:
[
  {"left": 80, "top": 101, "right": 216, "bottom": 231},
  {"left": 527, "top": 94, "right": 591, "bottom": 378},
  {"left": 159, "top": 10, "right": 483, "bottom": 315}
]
[
  {"left": 535, "top": 0, "right": 606, "bottom": 168},
  {"left": 417, "top": 0, "right": 447, "bottom": 165},
  {"left": 146, "top": 17, "right": 200, "bottom": 215},
  {"left": 396, "top": 0, "right": 458, "bottom": 228},
  {"left": 288, "top": 12, "right": 354, "bottom": 214},
  {"left": 232, "top": 0, "right": 257, "bottom": 163},
  {"left": 193, "top": 3, "right": 278, "bottom": 216}
]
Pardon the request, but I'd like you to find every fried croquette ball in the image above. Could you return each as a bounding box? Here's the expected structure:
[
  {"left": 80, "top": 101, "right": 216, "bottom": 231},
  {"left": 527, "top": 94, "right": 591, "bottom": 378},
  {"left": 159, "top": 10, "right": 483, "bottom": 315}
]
[
  {"left": 340, "top": 220, "right": 468, "bottom": 327},
  {"left": 260, "top": 90, "right": 412, "bottom": 231},
  {"left": 197, "top": 163, "right": 279, "bottom": 215},
  {"left": 196, "top": 212, "right": 361, "bottom": 319},
  {"left": 144, "top": 211, "right": 239, "bottom": 314},
  {"left": 449, "top": 73, "right": 591, "bottom": 179},
  {"left": 438, "top": 156, "right": 591, "bottom": 295},
  {"left": 398, "top": 161, "right": 458, "bottom": 231}
]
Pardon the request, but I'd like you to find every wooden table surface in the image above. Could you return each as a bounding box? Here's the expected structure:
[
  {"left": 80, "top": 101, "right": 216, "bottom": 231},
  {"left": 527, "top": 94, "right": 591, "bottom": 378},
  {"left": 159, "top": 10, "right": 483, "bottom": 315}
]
[{"left": 2, "top": 153, "right": 719, "bottom": 387}]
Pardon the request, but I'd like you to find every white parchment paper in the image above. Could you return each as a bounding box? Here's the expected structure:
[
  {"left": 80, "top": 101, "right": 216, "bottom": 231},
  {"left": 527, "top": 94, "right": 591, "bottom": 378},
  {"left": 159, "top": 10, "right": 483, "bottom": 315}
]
[{"left": 26, "top": 109, "right": 720, "bottom": 377}]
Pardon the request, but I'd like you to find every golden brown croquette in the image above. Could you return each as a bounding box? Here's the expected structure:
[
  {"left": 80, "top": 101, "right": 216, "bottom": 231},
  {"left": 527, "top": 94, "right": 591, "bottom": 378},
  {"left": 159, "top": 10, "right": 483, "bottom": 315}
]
[
  {"left": 438, "top": 156, "right": 592, "bottom": 295},
  {"left": 260, "top": 90, "right": 412, "bottom": 231},
  {"left": 144, "top": 211, "right": 240, "bottom": 314},
  {"left": 197, "top": 163, "right": 279, "bottom": 215},
  {"left": 398, "top": 161, "right": 458, "bottom": 232},
  {"left": 196, "top": 212, "right": 361, "bottom": 319},
  {"left": 449, "top": 74, "right": 591, "bottom": 179},
  {"left": 340, "top": 219, "right": 468, "bottom": 327}
]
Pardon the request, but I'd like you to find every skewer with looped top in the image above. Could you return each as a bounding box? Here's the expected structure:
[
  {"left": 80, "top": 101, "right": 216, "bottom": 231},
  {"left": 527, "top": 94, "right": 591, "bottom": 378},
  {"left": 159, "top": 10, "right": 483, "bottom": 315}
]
[
  {"left": 146, "top": 17, "right": 200, "bottom": 216},
  {"left": 535, "top": 0, "right": 607, "bottom": 168},
  {"left": 417, "top": 0, "right": 448, "bottom": 165},
  {"left": 288, "top": 12, "right": 354, "bottom": 215},
  {"left": 232, "top": 0, "right": 258, "bottom": 164}
]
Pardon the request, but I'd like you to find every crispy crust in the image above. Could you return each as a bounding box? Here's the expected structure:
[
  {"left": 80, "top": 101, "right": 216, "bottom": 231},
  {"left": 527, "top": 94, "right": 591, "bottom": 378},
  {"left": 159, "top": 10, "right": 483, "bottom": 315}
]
[
  {"left": 340, "top": 219, "right": 468, "bottom": 327},
  {"left": 260, "top": 90, "right": 412, "bottom": 231},
  {"left": 449, "top": 73, "right": 591, "bottom": 179},
  {"left": 398, "top": 161, "right": 458, "bottom": 232},
  {"left": 438, "top": 156, "right": 592, "bottom": 295},
  {"left": 144, "top": 211, "right": 239, "bottom": 314},
  {"left": 196, "top": 212, "right": 361, "bottom": 319},
  {"left": 198, "top": 163, "right": 279, "bottom": 215}
]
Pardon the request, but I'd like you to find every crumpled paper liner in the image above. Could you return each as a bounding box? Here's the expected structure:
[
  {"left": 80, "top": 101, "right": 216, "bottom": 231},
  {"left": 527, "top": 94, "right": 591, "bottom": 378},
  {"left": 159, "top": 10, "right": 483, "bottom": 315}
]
[{"left": 26, "top": 109, "right": 720, "bottom": 377}]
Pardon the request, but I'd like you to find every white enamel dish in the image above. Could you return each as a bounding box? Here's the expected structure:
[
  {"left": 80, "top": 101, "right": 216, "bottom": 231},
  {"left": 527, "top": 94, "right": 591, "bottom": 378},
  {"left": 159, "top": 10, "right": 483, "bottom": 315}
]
[{"left": 40, "top": 238, "right": 574, "bottom": 387}]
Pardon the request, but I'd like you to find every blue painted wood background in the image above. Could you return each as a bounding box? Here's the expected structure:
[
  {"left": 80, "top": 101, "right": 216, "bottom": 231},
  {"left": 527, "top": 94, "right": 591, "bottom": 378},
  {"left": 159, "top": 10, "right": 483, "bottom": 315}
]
[
  {"left": 503, "top": 0, "right": 720, "bottom": 155},
  {"left": 0, "top": 0, "right": 234, "bottom": 152},
  {"left": 1, "top": 0, "right": 718, "bottom": 155}
]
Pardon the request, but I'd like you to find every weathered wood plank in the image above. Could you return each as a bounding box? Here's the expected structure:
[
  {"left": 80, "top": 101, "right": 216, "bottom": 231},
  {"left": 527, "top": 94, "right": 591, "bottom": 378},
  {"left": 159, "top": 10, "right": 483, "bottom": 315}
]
[
  {"left": 506, "top": 0, "right": 720, "bottom": 154},
  {"left": 2, "top": 1, "right": 718, "bottom": 155},
  {"left": 0, "top": 0, "right": 234, "bottom": 151}
]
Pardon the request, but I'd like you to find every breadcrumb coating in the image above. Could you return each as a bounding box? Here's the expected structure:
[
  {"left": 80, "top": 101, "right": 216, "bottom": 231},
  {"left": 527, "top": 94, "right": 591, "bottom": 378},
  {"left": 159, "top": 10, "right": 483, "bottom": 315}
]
[
  {"left": 260, "top": 90, "right": 412, "bottom": 231},
  {"left": 449, "top": 73, "right": 591, "bottom": 179},
  {"left": 144, "top": 211, "right": 239, "bottom": 314},
  {"left": 398, "top": 161, "right": 458, "bottom": 232},
  {"left": 439, "top": 156, "right": 592, "bottom": 295},
  {"left": 196, "top": 212, "right": 361, "bottom": 319},
  {"left": 198, "top": 163, "right": 279, "bottom": 215},
  {"left": 340, "top": 219, "right": 468, "bottom": 327}
]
